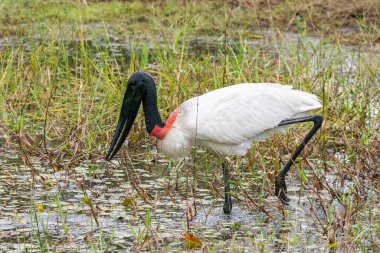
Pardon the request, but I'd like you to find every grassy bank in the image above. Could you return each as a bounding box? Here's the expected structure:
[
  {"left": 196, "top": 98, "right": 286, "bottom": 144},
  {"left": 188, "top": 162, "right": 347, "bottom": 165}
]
[{"left": 0, "top": 0, "right": 379, "bottom": 44}]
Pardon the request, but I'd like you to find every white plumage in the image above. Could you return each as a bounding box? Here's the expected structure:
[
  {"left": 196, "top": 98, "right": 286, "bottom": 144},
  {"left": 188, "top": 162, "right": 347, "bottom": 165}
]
[{"left": 158, "top": 83, "right": 322, "bottom": 159}]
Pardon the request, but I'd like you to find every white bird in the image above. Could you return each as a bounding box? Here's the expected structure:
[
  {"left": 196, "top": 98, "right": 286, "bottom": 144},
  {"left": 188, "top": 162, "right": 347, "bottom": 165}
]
[{"left": 106, "top": 72, "right": 323, "bottom": 214}]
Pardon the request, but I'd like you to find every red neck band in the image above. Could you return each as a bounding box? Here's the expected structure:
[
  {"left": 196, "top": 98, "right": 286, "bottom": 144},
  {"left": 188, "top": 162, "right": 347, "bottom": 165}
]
[{"left": 149, "top": 109, "right": 180, "bottom": 140}]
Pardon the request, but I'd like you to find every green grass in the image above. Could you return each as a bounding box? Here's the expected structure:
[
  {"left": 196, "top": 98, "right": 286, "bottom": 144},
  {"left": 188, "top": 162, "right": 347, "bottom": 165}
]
[
  {"left": 0, "top": 0, "right": 379, "bottom": 252},
  {"left": 0, "top": 0, "right": 379, "bottom": 43}
]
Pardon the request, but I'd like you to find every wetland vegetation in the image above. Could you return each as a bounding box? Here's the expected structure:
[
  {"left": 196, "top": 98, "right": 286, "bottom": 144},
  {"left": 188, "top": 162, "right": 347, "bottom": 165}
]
[{"left": 0, "top": 0, "right": 379, "bottom": 252}]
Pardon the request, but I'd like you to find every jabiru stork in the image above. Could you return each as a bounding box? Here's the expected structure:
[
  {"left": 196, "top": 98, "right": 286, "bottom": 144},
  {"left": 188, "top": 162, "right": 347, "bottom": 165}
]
[{"left": 106, "top": 72, "right": 323, "bottom": 214}]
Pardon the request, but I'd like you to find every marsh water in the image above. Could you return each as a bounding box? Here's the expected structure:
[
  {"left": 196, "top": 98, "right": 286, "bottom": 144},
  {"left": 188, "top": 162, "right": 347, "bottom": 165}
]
[
  {"left": 0, "top": 32, "right": 379, "bottom": 252},
  {"left": 0, "top": 150, "right": 333, "bottom": 252}
]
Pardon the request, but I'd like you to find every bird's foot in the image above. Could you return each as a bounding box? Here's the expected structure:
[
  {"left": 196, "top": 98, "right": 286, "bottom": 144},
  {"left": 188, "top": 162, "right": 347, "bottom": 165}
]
[{"left": 275, "top": 175, "right": 290, "bottom": 205}]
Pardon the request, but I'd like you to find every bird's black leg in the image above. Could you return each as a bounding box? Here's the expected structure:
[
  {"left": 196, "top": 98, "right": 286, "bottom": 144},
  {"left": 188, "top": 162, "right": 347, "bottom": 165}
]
[
  {"left": 223, "top": 161, "right": 232, "bottom": 214},
  {"left": 275, "top": 115, "right": 323, "bottom": 204}
]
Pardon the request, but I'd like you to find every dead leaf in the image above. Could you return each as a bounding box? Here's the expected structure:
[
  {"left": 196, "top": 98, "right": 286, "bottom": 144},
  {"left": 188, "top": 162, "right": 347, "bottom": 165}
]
[
  {"left": 184, "top": 233, "right": 202, "bottom": 248},
  {"left": 18, "top": 131, "right": 34, "bottom": 150},
  {"left": 84, "top": 233, "right": 92, "bottom": 244}
]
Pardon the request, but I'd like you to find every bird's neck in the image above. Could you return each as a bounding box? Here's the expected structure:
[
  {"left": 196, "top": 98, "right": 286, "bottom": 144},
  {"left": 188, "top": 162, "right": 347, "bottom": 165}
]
[{"left": 142, "top": 85, "right": 164, "bottom": 134}]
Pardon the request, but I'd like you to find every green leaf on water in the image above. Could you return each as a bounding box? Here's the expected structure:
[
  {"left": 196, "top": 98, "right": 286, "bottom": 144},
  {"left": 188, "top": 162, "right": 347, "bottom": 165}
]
[
  {"left": 121, "top": 197, "right": 136, "bottom": 208},
  {"left": 326, "top": 242, "right": 337, "bottom": 248},
  {"left": 83, "top": 196, "right": 92, "bottom": 206},
  {"left": 37, "top": 203, "right": 43, "bottom": 213},
  {"left": 233, "top": 222, "right": 241, "bottom": 229},
  {"left": 62, "top": 222, "right": 67, "bottom": 233},
  {"left": 145, "top": 209, "right": 151, "bottom": 229}
]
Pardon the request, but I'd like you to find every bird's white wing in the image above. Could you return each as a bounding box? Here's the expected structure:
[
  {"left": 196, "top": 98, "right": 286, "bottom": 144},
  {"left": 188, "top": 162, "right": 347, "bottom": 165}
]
[{"left": 176, "top": 83, "right": 321, "bottom": 145}]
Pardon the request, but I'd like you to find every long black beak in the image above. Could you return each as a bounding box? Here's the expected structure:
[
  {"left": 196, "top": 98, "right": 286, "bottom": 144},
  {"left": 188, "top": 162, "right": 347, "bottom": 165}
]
[{"left": 106, "top": 86, "right": 143, "bottom": 161}]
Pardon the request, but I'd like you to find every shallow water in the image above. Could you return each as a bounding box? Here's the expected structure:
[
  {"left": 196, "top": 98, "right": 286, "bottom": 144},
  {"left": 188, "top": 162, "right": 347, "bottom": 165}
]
[
  {"left": 0, "top": 151, "right": 331, "bottom": 252},
  {"left": 1, "top": 147, "right": 379, "bottom": 252}
]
